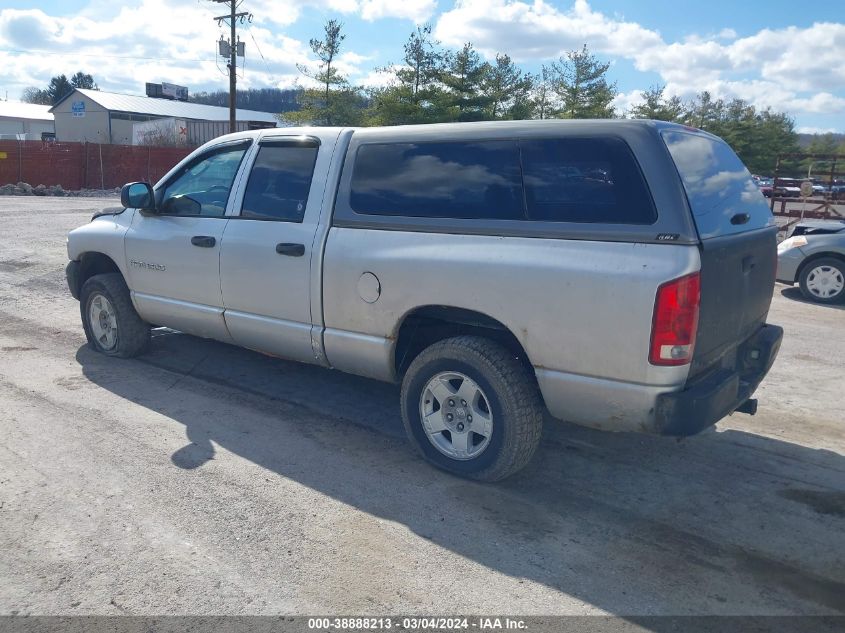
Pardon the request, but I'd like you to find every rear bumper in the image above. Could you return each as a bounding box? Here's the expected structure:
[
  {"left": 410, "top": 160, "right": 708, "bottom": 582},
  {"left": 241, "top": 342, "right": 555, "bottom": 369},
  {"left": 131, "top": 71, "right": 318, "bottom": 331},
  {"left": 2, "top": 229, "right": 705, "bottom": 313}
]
[
  {"left": 66, "top": 260, "right": 81, "bottom": 300},
  {"left": 654, "top": 324, "right": 783, "bottom": 436}
]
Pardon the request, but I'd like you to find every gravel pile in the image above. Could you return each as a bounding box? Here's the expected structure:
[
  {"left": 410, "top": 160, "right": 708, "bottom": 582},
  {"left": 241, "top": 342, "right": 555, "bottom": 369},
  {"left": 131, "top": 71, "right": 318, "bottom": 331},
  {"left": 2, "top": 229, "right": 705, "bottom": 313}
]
[{"left": 0, "top": 182, "right": 121, "bottom": 198}]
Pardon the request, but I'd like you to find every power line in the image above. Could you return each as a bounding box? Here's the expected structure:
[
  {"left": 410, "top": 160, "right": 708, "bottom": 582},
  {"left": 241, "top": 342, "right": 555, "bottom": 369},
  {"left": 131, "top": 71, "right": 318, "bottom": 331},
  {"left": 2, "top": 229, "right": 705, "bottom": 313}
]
[
  {"left": 0, "top": 47, "right": 216, "bottom": 64},
  {"left": 246, "top": 24, "right": 275, "bottom": 80}
]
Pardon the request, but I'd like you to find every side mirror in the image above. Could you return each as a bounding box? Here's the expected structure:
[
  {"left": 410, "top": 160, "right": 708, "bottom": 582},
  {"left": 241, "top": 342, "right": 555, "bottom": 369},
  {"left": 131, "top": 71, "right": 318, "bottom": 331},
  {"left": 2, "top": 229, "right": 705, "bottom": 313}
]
[{"left": 121, "top": 182, "right": 155, "bottom": 211}]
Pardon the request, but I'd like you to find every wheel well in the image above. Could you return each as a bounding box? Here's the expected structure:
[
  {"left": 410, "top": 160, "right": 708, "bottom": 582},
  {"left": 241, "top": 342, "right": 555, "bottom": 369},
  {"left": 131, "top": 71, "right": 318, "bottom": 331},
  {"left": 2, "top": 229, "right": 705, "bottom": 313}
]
[
  {"left": 394, "top": 306, "right": 533, "bottom": 378},
  {"left": 796, "top": 252, "right": 845, "bottom": 282},
  {"left": 76, "top": 252, "right": 121, "bottom": 295}
]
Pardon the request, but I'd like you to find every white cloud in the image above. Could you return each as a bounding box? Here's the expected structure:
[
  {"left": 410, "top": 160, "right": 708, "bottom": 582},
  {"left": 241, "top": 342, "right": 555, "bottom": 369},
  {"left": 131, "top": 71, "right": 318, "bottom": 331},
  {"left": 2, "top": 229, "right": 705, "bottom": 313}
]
[
  {"left": 0, "top": 2, "right": 368, "bottom": 98},
  {"left": 1, "top": 0, "right": 842, "bottom": 130},
  {"left": 355, "top": 66, "right": 402, "bottom": 88},
  {"left": 726, "top": 23, "right": 845, "bottom": 92},
  {"left": 436, "top": 0, "right": 662, "bottom": 61},
  {"left": 434, "top": 0, "right": 845, "bottom": 121},
  {"left": 796, "top": 126, "right": 840, "bottom": 134},
  {"left": 360, "top": 0, "right": 437, "bottom": 23},
  {"left": 611, "top": 89, "right": 644, "bottom": 113}
]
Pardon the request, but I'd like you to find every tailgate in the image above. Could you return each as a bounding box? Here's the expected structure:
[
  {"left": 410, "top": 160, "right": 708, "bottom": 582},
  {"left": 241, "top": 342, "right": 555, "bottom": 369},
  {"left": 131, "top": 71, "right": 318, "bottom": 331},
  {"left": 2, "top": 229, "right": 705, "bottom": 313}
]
[{"left": 662, "top": 130, "right": 778, "bottom": 377}]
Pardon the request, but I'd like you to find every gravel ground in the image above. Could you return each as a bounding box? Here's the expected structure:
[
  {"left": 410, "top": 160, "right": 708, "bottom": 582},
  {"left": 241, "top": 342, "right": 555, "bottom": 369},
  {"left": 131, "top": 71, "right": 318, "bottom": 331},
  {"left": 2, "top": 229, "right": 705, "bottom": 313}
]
[{"left": 0, "top": 197, "right": 843, "bottom": 616}]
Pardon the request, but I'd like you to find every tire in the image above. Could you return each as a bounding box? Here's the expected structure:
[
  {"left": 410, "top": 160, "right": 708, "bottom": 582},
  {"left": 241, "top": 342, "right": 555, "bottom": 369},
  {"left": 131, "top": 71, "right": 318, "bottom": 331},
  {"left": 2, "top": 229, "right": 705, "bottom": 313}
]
[
  {"left": 80, "top": 273, "right": 150, "bottom": 357},
  {"left": 400, "top": 336, "right": 544, "bottom": 482},
  {"left": 798, "top": 258, "right": 845, "bottom": 304}
]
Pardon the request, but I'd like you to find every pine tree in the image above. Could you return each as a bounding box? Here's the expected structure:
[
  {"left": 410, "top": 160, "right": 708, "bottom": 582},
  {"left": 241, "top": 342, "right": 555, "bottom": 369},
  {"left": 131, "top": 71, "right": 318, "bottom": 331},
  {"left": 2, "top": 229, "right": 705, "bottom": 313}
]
[
  {"left": 47, "top": 75, "right": 74, "bottom": 104},
  {"left": 480, "top": 54, "right": 534, "bottom": 120},
  {"left": 367, "top": 25, "right": 447, "bottom": 125},
  {"left": 22, "top": 71, "right": 97, "bottom": 105},
  {"left": 682, "top": 93, "right": 799, "bottom": 175},
  {"left": 628, "top": 85, "right": 683, "bottom": 121},
  {"left": 70, "top": 72, "right": 98, "bottom": 90},
  {"left": 532, "top": 66, "right": 557, "bottom": 120},
  {"left": 397, "top": 25, "right": 445, "bottom": 106},
  {"left": 287, "top": 20, "right": 359, "bottom": 126},
  {"left": 440, "top": 43, "right": 487, "bottom": 121},
  {"left": 547, "top": 45, "right": 617, "bottom": 119}
]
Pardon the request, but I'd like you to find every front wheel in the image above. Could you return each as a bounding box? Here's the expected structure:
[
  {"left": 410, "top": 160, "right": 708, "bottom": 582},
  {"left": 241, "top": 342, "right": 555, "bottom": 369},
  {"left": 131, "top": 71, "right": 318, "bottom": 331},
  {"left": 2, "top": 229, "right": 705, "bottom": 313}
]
[
  {"left": 798, "top": 258, "right": 845, "bottom": 304},
  {"left": 80, "top": 273, "right": 150, "bottom": 357},
  {"left": 400, "top": 336, "right": 544, "bottom": 482}
]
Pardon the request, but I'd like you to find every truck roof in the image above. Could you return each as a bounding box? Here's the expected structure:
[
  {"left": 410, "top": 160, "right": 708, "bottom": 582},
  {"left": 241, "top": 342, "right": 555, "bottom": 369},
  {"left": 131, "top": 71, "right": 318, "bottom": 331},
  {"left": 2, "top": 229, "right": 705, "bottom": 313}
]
[{"left": 211, "top": 119, "right": 716, "bottom": 145}]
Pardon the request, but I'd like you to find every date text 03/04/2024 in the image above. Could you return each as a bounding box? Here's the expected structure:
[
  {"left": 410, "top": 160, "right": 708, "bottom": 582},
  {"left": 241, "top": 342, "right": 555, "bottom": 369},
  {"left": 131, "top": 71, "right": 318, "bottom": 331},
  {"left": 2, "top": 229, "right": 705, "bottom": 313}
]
[{"left": 307, "top": 617, "right": 527, "bottom": 630}]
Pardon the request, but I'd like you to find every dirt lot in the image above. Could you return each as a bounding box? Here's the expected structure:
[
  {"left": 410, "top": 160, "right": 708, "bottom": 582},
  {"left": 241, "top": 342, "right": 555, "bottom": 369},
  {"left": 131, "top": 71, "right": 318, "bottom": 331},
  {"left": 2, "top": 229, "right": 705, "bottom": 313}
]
[{"left": 0, "top": 197, "right": 843, "bottom": 616}]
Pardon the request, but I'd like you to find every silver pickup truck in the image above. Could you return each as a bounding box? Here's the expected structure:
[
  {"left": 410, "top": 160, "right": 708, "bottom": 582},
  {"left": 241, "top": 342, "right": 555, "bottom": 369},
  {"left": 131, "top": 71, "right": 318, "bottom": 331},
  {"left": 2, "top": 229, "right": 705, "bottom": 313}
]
[{"left": 66, "top": 120, "right": 783, "bottom": 481}]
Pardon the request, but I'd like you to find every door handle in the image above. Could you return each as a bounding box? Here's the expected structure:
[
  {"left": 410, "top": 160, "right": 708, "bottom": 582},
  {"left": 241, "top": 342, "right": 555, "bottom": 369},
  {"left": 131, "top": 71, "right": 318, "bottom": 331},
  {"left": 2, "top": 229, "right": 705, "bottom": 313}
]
[
  {"left": 191, "top": 236, "right": 216, "bottom": 248},
  {"left": 276, "top": 242, "right": 305, "bottom": 257},
  {"left": 730, "top": 213, "right": 750, "bottom": 225}
]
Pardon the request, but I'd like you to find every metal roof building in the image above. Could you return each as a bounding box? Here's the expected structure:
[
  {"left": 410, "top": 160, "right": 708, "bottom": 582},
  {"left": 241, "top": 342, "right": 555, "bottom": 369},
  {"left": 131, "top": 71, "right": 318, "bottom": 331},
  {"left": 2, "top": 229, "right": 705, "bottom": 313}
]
[
  {"left": 50, "top": 88, "right": 278, "bottom": 146},
  {"left": 0, "top": 102, "right": 55, "bottom": 140}
]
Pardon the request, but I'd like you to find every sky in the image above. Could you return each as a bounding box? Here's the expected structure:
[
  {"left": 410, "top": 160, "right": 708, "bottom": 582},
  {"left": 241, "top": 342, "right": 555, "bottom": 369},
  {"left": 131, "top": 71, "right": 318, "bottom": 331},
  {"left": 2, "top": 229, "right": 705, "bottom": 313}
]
[{"left": 0, "top": 0, "right": 843, "bottom": 132}]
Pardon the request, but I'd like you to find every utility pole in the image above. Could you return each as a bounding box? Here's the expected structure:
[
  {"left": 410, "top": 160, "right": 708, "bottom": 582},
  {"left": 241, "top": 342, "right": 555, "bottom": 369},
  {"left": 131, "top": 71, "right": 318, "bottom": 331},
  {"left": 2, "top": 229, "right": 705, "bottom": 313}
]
[{"left": 212, "top": 1, "right": 252, "bottom": 133}]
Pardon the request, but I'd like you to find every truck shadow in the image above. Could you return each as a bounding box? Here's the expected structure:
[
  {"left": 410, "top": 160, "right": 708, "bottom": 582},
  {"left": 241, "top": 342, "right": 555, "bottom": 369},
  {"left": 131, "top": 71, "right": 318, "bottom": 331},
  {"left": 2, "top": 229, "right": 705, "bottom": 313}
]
[{"left": 76, "top": 331, "right": 845, "bottom": 617}]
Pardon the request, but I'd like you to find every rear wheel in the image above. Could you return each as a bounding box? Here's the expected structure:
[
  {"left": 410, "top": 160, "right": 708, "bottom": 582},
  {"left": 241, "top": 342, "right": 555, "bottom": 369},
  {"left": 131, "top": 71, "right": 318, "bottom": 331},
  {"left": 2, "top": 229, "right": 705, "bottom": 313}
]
[
  {"left": 400, "top": 336, "right": 543, "bottom": 482},
  {"left": 798, "top": 258, "right": 845, "bottom": 304},
  {"left": 80, "top": 273, "right": 150, "bottom": 357}
]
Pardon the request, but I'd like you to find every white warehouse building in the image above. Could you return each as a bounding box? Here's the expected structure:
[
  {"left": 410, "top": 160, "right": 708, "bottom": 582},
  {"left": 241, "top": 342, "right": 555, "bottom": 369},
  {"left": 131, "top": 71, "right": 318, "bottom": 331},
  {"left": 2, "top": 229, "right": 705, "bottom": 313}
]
[
  {"left": 50, "top": 88, "right": 279, "bottom": 146},
  {"left": 0, "top": 102, "right": 55, "bottom": 140}
]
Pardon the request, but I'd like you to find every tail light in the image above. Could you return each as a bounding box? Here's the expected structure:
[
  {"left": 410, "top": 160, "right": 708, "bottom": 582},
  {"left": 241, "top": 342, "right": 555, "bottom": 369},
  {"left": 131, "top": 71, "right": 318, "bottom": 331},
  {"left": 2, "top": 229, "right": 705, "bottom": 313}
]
[{"left": 649, "top": 272, "right": 700, "bottom": 366}]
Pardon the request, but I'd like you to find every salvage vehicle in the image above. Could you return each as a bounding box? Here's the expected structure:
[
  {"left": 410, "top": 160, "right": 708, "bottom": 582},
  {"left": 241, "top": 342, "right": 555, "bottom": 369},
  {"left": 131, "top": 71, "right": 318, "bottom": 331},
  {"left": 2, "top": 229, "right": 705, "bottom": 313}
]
[
  {"left": 65, "top": 120, "right": 783, "bottom": 481},
  {"left": 777, "top": 220, "right": 845, "bottom": 304}
]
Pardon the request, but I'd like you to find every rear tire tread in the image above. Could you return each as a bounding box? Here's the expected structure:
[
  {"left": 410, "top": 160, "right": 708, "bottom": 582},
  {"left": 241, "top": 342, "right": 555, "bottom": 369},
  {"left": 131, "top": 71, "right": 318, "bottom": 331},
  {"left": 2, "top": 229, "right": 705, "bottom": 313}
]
[{"left": 401, "top": 335, "right": 544, "bottom": 482}]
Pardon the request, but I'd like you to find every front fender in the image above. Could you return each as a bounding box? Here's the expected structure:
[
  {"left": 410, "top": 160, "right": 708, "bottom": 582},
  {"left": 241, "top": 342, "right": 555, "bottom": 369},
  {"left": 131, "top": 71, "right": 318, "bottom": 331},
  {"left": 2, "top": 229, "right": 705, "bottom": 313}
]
[{"left": 67, "top": 210, "right": 136, "bottom": 279}]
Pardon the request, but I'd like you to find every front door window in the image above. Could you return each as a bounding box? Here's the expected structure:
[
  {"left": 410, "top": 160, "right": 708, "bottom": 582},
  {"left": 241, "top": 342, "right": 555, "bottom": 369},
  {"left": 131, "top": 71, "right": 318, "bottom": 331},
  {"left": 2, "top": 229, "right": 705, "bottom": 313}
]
[{"left": 160, "top": 143, "right": 249, "bottom": 217}]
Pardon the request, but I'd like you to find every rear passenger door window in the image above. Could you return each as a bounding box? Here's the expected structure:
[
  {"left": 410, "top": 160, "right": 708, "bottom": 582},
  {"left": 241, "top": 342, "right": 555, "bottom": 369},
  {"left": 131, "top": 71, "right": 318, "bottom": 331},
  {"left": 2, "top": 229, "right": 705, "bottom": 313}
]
[
  {"left": 521, "top": 137, "right": 657, "bottom": 224},
  {"left": 240, "top": 142, "right": 319, "bottom": 222},
  {"left": 349, "top": 141, "right": 524, "bottom": 220}
]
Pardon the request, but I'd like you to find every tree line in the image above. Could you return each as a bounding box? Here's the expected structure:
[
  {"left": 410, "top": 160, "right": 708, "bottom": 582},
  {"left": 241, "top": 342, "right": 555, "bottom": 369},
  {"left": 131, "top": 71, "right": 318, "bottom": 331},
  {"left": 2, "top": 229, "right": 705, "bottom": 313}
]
[
  {"left": 283, "top": 20, "right": 839, "bottom": 176},
  {"left": 16, "top": 21, "right": 845, "bottom": 176},
  {"left": 21, "top": 72, "right": 98, "bottom": 105},
  {"left": 190, "top": 87, "right": 301, "bottom": 113}
]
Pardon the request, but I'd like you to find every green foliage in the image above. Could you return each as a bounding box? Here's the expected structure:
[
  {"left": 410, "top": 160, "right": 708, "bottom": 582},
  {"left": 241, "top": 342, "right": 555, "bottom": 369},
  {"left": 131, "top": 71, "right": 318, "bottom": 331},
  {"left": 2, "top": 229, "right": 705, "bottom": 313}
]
[
  {"left": 191, "top": 88, "right": 301, "bottom": 113},
  {"left": 285, "top": 87, "right": 369, "bottom": 127},
  {"left": 47, "top": 75, "right": 74, "bottom": 104},
  {"left": 480, "top": 54, "right": 534, "bottom": 120},
  {"left": 805, "top": 133, "right": 840, "bottom": 156},
  {"left": 289, "top": 19, "right": 349, "bottom": 125},
  {"left": 365, "top": 25, "right": 450, "bottom": 126},
  {"left": 546, "top": 46, "right": 617, "bottom": 119},
  {"left": 797, "top": 133, "right": 844, "bottom": 181},
  {"left": 440, "top": 43, "right": 488, "bottom": 121},
  {"left": 533, "top": 66, "right": 556, "bottom": 120},
  {"left": 628, "top": 85, "right": 684, "bottom": 121},
  {"left": 397, "top": 25, "right": 445, "bottom": 104},
  {"left": 21, "top": 87, "right": 51, "bottom": 105},
  {"left": 679, "top": 92, "right": 799, "bottom": 175},
  {"left": 70, "top": 72, "right": 97, "bottom": 90},
  {"left": 277, "top": 21, "right": 803, "bottom": 174},
  {"left": 21, "top": 70, "right": 98, "bottom": 105}
]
